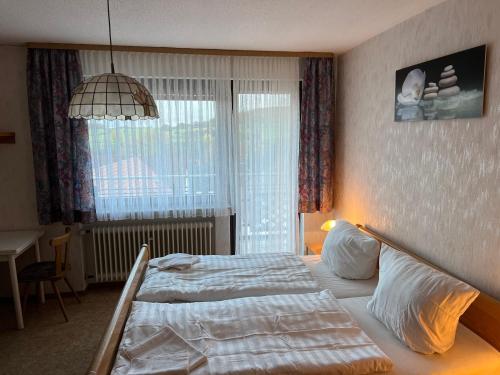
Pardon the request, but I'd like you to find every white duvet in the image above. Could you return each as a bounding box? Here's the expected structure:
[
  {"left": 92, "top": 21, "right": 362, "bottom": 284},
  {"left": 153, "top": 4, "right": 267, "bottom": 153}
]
[
  {"left": 136, "top": 253, "right": 320, "bottom": 302},
  {"left": 112, "top": 290, "right": 393, "bottom": 374}
]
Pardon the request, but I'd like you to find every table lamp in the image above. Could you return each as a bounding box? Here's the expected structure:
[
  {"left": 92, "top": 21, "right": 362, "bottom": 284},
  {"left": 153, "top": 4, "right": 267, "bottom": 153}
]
[{"left": 320, "top": 220, "right": 337, "bottom": 232}]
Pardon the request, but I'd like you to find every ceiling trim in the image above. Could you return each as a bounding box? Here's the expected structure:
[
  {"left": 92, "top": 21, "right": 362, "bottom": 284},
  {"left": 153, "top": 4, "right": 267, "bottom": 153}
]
[{"left": 26, "top": 42, "right": 335, "bottom": 58}]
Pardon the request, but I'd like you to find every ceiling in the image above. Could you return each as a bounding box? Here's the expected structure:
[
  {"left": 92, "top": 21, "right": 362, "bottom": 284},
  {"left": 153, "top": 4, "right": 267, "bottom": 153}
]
[{"left": 0, "top": 0, "right": 447, "bottom": 53}]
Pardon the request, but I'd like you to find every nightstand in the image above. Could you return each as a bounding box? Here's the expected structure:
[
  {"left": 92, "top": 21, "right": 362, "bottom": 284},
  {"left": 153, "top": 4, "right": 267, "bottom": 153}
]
[{"left": 306, "top": 243, "right": 323, "bottom": 255}]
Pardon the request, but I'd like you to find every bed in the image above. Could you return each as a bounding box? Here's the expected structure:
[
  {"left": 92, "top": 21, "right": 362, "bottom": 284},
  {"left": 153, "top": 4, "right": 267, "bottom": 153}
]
[
  {"left": 136, "top": 253, "right": 320, "bottom": 302},
  {"left": 87, "top": 225, "right": 500, "bottom": 375},
  {"left": 111, "top": 291, "right": 393, "bottom": 374},
  {"left": 135, "top": 252, "right": 377, "bottom": 303}
]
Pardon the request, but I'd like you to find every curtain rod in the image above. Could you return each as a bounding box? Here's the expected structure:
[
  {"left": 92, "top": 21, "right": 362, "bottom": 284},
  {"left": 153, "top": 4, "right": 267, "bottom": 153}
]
[{"left": 25, "top": 42, "right": 335, "bottom": 58}]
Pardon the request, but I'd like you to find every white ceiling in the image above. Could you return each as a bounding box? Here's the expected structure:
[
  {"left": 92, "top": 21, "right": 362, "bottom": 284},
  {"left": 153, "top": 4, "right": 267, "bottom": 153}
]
[{"left": 0, "top": 0, "right": 447, "bottom": 53}]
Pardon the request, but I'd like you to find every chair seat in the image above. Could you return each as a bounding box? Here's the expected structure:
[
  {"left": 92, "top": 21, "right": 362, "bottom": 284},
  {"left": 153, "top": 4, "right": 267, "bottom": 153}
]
[{"left": 18, "top": 261, "right": 60, "bottom": 282}]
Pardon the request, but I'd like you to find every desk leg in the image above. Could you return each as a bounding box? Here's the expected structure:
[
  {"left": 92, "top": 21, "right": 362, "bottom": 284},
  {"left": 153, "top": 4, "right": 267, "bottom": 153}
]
[
  {"left": 8, "top": 256, "right": 24, "bottom": 330},
  {"left": 34, "top": 239, "right": 45, "bottom": 303}
]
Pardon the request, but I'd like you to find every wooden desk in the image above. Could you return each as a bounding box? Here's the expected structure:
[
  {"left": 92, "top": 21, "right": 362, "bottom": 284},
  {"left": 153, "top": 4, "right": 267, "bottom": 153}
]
[
  {"left": 306, "top": 243, "right": 323, "bottom": 255},
  {"left": 0, "top": 230, "right": 45, "bottom": 329}
]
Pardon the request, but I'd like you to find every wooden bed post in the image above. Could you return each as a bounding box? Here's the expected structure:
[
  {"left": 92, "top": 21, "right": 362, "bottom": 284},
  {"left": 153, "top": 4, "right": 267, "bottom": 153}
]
[{"left": 87, "top": 245, "right": 150, "bottom": 375}]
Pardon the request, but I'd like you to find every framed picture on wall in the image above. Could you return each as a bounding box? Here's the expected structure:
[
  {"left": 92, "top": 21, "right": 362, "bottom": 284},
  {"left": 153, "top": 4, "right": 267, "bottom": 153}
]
[{"left": 394, "top": 45, "right": 486, "bottom": 122}]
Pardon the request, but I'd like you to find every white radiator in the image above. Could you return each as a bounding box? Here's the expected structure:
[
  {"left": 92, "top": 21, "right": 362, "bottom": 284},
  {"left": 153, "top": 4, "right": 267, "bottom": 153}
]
[{"left": 87, "top": 221, "right": 214, "bottom": 282}]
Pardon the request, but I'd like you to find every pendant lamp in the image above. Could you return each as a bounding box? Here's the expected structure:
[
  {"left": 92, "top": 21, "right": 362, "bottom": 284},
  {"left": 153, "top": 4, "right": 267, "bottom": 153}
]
[{"left": 68, "top": 0, "right": 159, "bottom": 120}]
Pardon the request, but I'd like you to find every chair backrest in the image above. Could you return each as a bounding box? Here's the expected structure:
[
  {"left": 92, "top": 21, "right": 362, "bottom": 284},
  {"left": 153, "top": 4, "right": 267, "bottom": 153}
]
[{"left": 49, "top": 227, "right": 72, "bottom": 277}]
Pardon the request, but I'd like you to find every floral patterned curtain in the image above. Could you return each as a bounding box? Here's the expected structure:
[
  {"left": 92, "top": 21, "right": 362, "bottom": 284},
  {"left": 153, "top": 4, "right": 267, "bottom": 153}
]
[
  {"left": 27, "top": 48, "right": 96, "bottom": 224},
  {"left": 298, "top": 57, "right": 334, "bottom": 213}
]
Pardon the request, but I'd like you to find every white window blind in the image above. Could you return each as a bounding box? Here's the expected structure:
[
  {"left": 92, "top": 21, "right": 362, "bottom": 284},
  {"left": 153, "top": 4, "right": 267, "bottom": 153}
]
[
  {"left": 81, "top": 52, "right": 233, "bottom": 220},
  {"left": 232, "top": 57, "right": 300, "bottom": 254},
  {"left": 81, "top": 52, "right": 300, "bottom": 254}
]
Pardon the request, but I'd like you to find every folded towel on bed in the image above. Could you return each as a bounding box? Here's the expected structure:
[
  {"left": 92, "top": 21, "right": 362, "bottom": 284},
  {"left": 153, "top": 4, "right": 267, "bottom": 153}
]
[
  {"left": 149, "top": 253, "right": 201, "bottom": 271},
  {"left": 123, "top": 326, "right": 207, "bottom": 374}
]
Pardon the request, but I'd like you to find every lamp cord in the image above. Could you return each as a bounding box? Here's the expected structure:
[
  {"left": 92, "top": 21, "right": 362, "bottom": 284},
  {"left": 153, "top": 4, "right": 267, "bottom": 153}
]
[{"left": 107, "top": 0, "right": 115, "bottom": 73}]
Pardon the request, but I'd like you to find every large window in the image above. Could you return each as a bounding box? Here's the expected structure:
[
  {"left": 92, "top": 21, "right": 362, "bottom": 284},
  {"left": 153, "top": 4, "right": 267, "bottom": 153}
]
[
  {"left": 88, "top": 78, "right": 233, "bottom": 220},
  {"left": 83, "top": 52, "right": 299, "bottom": 253}
]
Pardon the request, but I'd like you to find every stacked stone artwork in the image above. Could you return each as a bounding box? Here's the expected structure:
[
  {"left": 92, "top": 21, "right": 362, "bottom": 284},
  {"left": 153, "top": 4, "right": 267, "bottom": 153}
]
[
  {"left": 438, "top": 65, "right": 460, "bottom": 97},
  {"left": 395, "top": 45, "right": 485, "bottom": 122},
  {"left": 423, "top": 82, "right": 438, "bottom": 100}
]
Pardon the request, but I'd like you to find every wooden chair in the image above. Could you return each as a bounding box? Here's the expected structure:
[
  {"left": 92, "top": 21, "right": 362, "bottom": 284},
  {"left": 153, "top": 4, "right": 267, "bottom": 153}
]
[{"left": 18, "top": 227, "right": 80, "bottom": 322}]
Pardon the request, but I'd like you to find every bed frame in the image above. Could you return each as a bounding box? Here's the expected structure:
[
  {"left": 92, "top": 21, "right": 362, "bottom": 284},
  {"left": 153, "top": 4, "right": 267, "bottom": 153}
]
[
  {"left": 87, "top": 244, "right": 150, "bottom": 375},
  {"left": 87, "top": 228, "right": 500, "bottom": 374}
]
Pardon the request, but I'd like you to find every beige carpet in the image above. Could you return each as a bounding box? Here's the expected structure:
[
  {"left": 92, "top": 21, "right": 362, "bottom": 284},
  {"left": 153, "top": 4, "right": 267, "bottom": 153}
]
[{"left": 0, "top": 284, "right": 122, "bottom": 375}]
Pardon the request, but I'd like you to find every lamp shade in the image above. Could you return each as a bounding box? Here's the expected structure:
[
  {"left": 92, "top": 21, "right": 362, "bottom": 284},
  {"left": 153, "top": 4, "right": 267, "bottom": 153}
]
[
  {"left": 68, "top": 73, "right": 159, "bottom": 120},
  {"left": 320, "top": 220, "right": 337, "bottom": 232}
]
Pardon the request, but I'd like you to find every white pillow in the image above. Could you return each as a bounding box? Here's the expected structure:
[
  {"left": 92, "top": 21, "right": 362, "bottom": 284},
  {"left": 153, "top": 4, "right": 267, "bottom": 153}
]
[
  {"left": 367, "top": 244, "right": 479, "bottom": 354},
  {"left": 321, "top": 220, "right": 380, "bottom": 279}
]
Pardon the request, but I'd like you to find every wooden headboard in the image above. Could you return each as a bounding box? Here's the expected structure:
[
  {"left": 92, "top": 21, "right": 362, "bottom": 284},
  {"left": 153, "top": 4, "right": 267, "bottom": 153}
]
[{"left": 357, "top": 224, "right": 500, "bottom": 351}]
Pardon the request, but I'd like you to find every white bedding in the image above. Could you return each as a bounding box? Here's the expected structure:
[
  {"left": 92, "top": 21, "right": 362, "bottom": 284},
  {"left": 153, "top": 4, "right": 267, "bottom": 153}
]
[
  {"left": 113, "top": 290, "right": 393, "bottom": 375},
  {"left": 339, "top": 296, "right": 500, "bottom": 375},
  {"left": 302, "top": 255, "right": 378, "bottom": 298},
  {"left": 136, "top": 253, "right": 320, "bottom": 302}
]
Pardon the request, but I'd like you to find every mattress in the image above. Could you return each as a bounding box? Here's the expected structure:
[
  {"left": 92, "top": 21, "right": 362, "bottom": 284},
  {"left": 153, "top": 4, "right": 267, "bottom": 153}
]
[
  {"left": 302, "top": 255, "right": 378, "bottom": 299},
  {"left": 339, "top": 296, "right": 500, "bottom": 375},
  {"left": 136, "top": 253, "right": 320, "bottom": 302},
  {"left": 112, "top": 291, "right": 393, "bottom": 374}
]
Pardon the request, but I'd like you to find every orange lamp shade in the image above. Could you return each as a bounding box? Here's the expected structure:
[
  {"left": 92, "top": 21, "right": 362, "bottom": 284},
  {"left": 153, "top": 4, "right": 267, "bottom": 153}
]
[{"left": 320, "top": 220, "right": 337, "bottom": 232}]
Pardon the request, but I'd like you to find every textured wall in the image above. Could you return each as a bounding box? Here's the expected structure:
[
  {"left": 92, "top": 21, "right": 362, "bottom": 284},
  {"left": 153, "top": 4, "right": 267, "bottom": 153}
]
[
  {"left": 335, "top": 0, "right": 499, "bottom": 298},
  {"left": 0, "top": 46, "right": 38, "bottom": 229}
]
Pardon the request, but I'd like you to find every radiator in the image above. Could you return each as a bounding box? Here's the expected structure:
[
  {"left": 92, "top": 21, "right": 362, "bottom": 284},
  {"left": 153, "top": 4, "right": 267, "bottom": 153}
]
[{"left": 86, "top": 221, "right": 215, "bottom": 282}]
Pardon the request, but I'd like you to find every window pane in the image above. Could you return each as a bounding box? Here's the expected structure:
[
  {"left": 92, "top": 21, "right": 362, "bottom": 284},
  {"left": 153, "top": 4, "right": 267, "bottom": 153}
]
[
  {"left": 88, "top": 78, "right": 233, "bottom": 221},
  {"left": 233, "top": 80, "right": 300, "bottom": 254}
]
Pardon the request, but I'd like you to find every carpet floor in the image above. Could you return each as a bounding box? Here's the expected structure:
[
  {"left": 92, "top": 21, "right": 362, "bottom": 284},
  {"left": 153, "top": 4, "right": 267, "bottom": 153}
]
[{"left": 0, "top": 284, "right": 122, "bottom": 375}]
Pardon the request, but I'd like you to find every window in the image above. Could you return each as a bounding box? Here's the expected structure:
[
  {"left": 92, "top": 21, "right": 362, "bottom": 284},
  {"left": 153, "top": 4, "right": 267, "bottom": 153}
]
[
  {"left": 82, "top": 52, "right": 300, "bottom": 253},
  {"left": 88, "top": 78, "right": 233, "bottom": 220},
  {"left": 233, "top": 81, "right": 300, "bottom": 254}
]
